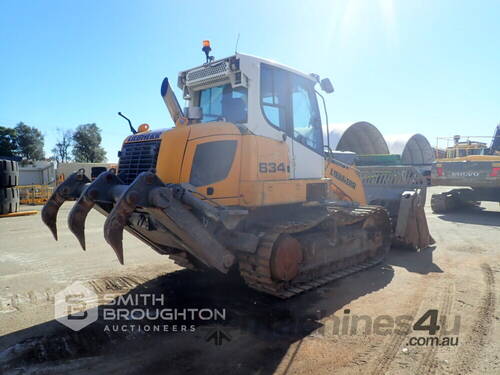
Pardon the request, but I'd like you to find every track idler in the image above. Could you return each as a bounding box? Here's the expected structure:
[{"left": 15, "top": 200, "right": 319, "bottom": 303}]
[{"left": 41, "top": 169, "right": 90, "bottom": 241}]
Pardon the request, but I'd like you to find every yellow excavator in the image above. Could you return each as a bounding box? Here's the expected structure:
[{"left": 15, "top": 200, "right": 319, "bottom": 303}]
[
  {"left": 431, "top": 130, "right": 500, "bottom": 212},
  {"left": 42, "top": 43, "right": 433, "bottom": 298}
]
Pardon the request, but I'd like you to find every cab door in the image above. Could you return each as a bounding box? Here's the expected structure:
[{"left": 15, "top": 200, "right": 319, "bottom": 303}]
[
  {"left": 260, "top": 63, "right": 324, "bottom": 179},
  {"left": 288, "top": 73, "right": 325, "bottom": 178}
]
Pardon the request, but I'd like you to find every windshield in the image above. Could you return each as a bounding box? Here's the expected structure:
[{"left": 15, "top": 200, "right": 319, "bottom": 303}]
[{"left": 198, "top": 84, "right": 248, "bottom": 124}]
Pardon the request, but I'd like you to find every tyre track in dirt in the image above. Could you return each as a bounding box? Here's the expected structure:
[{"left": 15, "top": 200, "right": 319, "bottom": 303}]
[
  {"left": 451, "top": 263, "right": 496, "bottom": 374},
  {"left": 369, "top": 278, "right": 431, "bottom": 375},
  {"left": 0, "top": 275, "right": 157, "bottom": 370},
  {"left": 86, "top": 275, "right": 148, "bottom": 294},
  {"left": 0, "top": 276, "right": 147, "bottom": 314},
  {"left": 0, "top": 288, "right": 56, "bottom": 313},
  {"left": 348, "top": 342, "right": 379, "bottom": 367},
  {"left": 369, "top": 312, "right": 416, "bottom": 375},
  {"left": 414, "top": 281, "right": 454, "bottom": 375}
]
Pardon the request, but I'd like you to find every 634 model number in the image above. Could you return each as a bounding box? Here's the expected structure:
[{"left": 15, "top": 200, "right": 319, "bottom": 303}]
[{"left": 259, "top": 162, "right": 287, "bottom": 173}]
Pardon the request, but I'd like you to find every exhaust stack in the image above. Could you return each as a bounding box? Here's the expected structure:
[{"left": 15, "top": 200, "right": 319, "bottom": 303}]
[{"left": 160, "top": 77, "right": 187, "bottom": 126}]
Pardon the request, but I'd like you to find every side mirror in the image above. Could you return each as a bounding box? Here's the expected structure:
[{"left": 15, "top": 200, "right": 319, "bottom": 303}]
[{"left": 320, "top": 78, "right": 334, "bottom": 93}]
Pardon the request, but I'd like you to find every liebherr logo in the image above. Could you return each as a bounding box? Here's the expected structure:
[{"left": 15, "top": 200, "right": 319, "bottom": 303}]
[{"left": 331, "top": 169, "right": 357, "bottom": 189}]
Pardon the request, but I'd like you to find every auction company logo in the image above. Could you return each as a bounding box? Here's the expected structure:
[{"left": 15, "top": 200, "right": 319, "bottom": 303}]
[
  {"left": 54, "top": 281, "right": 98, "bottom": 331},
  {"left": 54, "top": 282, "right": 226, "bottom": 333}
]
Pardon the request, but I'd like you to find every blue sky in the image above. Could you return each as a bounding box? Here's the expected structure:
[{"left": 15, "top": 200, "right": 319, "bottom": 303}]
[{"left": 1, "top": 0, "right": 498, "bottom": 162}]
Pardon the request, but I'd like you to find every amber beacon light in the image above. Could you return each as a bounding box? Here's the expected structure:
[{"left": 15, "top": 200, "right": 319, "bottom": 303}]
[{"left": 202, "top": 40, "right": 213, "bottom": 63}]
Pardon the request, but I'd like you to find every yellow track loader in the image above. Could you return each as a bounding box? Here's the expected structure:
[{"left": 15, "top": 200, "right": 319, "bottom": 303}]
[{"left": 42, "top": 46, "right": 433, "bottom": 298}]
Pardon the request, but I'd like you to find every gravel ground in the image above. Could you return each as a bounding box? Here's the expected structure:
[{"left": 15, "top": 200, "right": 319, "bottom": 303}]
[{"left": 0, "top": 186, "right": 499, "bottom": 375}]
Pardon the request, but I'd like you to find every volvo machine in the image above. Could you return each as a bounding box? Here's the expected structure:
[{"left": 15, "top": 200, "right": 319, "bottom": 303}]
[
  {"left": 431, "top": 127, "right": 500, "bottom": 213},
  {"left": 42, "top": 44, "right": 433, "bottom": 298}
]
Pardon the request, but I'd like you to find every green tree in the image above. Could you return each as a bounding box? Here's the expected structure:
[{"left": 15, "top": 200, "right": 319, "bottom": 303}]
[
  {"left": 15, "top": 122, "right": 45, "bottom": 161},
  {"left": 0, "top": 126, "right": 18, "bottom": 157},
  {"left": 51, "top": 129, "right": 73, "bottom": 163},
  {"left": 72, "top": 123, "right": 107, "bottom": 162}
]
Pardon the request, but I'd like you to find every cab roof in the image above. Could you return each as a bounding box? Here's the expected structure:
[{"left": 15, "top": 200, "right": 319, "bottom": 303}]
[{"left": 178, "top": 52, "right": 317, "bottom": 83}]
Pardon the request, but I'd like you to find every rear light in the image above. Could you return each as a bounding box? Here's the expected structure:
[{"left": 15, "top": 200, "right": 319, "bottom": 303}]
[
  {"left": 437, "top": 167, "right": 444, "bottom": 176},
  {"left": 489, "top": 167, "right": 500, "bottom": 177}
]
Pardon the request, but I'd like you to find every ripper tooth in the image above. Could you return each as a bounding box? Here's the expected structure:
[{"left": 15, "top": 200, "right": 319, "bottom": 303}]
[
  {"left": 102, "top": 173, "right": 153, "bottom": 264},
  {"left": 103, "top": 190, "right": 139, "bottom": 264},
  {"left": 66, "top": 170, "right": 123, "bottom": 251},
  {"left": 67, "top": 189, "right": 96, "bottom": 251},
  {"left": 41, "top": 169, "right": 90, "bottom": 241},
  {"left": 67, "top": 170, "right": 126, "bottom": 257}
]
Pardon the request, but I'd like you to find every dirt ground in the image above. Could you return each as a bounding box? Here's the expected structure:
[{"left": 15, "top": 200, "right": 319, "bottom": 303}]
[{"left": 0, "top": 186, "right": 499, "bottom": 375}]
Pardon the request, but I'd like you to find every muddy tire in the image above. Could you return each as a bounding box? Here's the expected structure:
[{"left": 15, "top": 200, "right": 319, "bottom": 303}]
[
  {"left": 0, "top": 159, "right": 19, "bottom": 187},
  {"left": 0, "top": 187, "right": 20, "bottom": 214}
]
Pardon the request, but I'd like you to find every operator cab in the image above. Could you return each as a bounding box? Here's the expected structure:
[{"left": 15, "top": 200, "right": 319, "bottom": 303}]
[{"left": 177, "top": 51, "right": 333, "bottom": 179}]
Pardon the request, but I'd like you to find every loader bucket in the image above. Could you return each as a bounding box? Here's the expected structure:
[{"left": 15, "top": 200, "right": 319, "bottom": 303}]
[
  {"left": 359, "top": 165, "right": 434, "bottom": 250},
  {"left": 394, "top": 189, "right": 435, "bottom": 249}
]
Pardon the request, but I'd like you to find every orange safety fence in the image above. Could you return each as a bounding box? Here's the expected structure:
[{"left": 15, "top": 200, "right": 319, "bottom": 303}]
[{"left": 18, "top": 185, "right": 55, "bottom": 205}]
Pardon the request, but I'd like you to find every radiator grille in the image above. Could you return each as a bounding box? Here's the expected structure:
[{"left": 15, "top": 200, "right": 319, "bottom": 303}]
[{"left": 118, "top": 140, "right": 161, "bottom": 184}]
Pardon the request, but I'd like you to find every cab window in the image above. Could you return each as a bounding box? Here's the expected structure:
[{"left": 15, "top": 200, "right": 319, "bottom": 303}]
[
  {"left": 261, "top": 65, "right": 288, "bottom": 131},
  {"left": 291, "top": 74, "right": 322, "bottom": 152},
  {"left": 260, "top": 63, "right": 323, "bottom": 154},
  {"left": 199, "top": 84, "right": 248, "bottom": 124}
]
